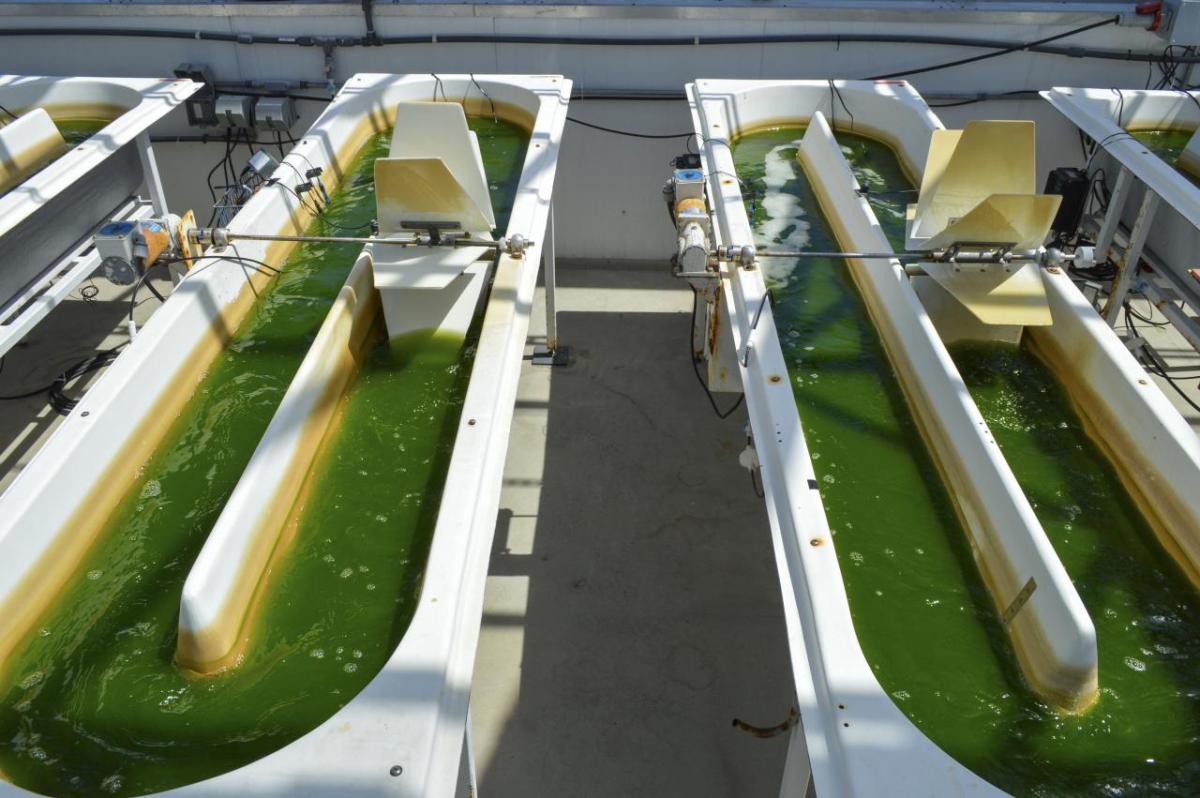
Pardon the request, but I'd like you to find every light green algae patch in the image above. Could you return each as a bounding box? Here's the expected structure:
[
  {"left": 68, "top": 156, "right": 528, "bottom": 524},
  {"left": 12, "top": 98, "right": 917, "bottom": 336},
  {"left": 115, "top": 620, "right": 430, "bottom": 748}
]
[
  {"left": 735, "top": 126, "right": 1200, "bottom": 796},
  {"left": 0, "top": 116, "right": 526, "bottom": 797},
  {"left": 54, "top": 118, "right": 110, "bottom": 146},
  {"left": 1129, "top": 128, "right": 1199, "bottom": 186}
]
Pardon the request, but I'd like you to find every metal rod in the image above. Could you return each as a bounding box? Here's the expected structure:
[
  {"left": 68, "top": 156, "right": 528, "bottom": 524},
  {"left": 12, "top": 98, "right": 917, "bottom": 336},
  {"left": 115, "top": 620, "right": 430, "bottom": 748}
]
[
  {"left": 543, "top": 202, "right": 559, "bottom": 352},
  {"left": 221, "top": 231, "right": 502, "bottom": 249},
  {"left": 756, "top": 250, "right": 916, "bottom": 260},
  {"left": 753, "top": 248, "right": 1044, "bottom": 264}
]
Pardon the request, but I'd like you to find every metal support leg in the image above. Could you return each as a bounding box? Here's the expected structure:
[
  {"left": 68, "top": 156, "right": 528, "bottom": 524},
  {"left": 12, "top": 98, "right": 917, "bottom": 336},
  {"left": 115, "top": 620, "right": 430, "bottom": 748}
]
[
  {"left": 136, "top": 131, "right": 169, "bottom": 216},
  {"left": 1102, "top": 189, "right": 1160, "bottom": 326},
  {"left": 532, "top": 202, "right": 568, "bottom": 366},
  {"left": 464, "top": 705, "right": 479, "bottom": 798},
  {"left": 1094, "top": 165, "right": 1132, "bottom": 267},
  {"left": 778, "top": 718, "right": 813, "bottom": 798}
]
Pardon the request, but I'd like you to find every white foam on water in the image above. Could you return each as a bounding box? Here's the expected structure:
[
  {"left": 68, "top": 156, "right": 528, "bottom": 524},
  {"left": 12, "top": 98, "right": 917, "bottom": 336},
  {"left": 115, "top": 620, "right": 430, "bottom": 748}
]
[{"left": 758, "top": 142, "right": 812, "bottom": 289}]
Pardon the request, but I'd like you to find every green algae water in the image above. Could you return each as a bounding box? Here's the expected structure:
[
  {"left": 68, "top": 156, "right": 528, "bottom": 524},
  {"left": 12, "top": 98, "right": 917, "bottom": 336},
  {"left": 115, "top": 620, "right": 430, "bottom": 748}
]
[
  {"left": 1129, "top": 128, "right": 1197, "bottom": 185},
  {"left": 735, "top": 126, "right": 1200, "bottom": 796},
  {"left": 0, "top": 116, "right": 108, "bottom": 145},
  {"left": 0, "top": 115, "right": 527, "bottom": 797},
  {"left": 54, "top": 118, "right": 110, "bottom": 146}
]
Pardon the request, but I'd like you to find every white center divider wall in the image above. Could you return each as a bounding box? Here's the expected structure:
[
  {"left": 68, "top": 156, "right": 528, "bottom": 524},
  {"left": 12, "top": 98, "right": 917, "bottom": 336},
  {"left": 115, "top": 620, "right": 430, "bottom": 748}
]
[
  {"left": 0, "top": 73, "right": 570, "bottom": 798},
  {"left": 688, "top": 78, "right": 1008, "bottom": 797}
]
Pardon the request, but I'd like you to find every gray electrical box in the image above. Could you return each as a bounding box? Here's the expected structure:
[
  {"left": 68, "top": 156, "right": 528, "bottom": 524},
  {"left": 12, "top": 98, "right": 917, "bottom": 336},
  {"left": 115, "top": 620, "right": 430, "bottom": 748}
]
[
  {"left": 254, "top": 96, "right": 297, "bottom": 132},
  {"left": 215, "top": 94, "right": 255, "bottom": 128},
  {"left": 1164, "top": 0, "right": 1200, "bottom": 45}
]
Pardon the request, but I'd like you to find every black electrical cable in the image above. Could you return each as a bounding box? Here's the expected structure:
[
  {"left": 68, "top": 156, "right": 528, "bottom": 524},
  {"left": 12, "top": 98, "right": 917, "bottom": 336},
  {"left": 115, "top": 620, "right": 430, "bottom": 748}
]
[
  {"left": 430, "top": 73, "right": 449, "bottom": 103},
  {"left": 48, "top": 346, "right": 126, "bottom": 415},
  {"left": 567, "top": 117, "right": 692, "bottom": 139},
  {"left": 269, "top": 160, "right": 371, "bottom": 230},
  {"left": 926, "top": 90, "right": 1040, "bottom": 108},
  {"left": 1085, "top": 130, "right": 1138, "bottom": 173},
  {"left": 1125, "top": 307, "right": 1200, "bottom": 414},
  {"left": 688, "top": 284, "right": 745, "bottom": 420},
  {"left": 204, "top": 129, "right": 234, "bottom": 205},
  {"left": 0, "top": 344, "right": 126, "bottom": 412},
  {"left": 1124, "top": 296, "right": 1171, "bottom": 327},
  {"left": 0, "top": 102, "right": 18, "bottom": 121},
  {"left": 749, "top": 463, "right": 765, "bottom": 498},
  {"left": 469, "top": 73, "right": 498, "bottom": 123},
  {"left": 0, "top": 367, "right": 59, "bottom": 401},
  {"left": 129, "top": 253, "right": 281, "bottom": 324},
  {"left": 127, "top": 265, "right": 172, "bottom": 322},
  {"left": 828, "top": 80, "right": 855, "bottom": 132},
  {"left": 866, "top": 15, "right": 1120, "bottom": 81},
  {"left": 144, "top": 277, "right": 167, "bottom": 304}
]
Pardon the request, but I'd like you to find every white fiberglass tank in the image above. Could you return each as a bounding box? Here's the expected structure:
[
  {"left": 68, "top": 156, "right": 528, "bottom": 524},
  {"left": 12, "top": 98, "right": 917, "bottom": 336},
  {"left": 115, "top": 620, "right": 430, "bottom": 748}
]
[
  {"left": 0, "top": 73, "right": 568, "bottom": 798},
  {"left": 685, "top": 78, "right": 1200, "bottom": 797}
]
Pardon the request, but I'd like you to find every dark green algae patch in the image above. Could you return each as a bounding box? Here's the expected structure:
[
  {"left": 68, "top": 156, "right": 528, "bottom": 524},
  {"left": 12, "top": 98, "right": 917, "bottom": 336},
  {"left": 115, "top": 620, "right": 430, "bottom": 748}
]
[
  {"left": 735, "top": 126, "right": 1200, "bottom": 796},
  {"left": 0, "top": 116, "right": 527, "bottom": 797}
]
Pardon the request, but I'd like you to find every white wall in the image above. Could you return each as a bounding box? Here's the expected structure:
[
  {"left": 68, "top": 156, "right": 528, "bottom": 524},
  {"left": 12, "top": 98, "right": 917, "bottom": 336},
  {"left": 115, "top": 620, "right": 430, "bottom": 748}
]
[{"left": 0, "top": 4, "right": 1165, "bottom": 260}]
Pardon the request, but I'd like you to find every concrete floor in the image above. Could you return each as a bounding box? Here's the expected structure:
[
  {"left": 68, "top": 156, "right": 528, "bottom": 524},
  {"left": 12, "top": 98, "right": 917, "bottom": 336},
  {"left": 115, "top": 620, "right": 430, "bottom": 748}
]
[{"left": 469, "top": 263, "right": 795, "bottom": 797}]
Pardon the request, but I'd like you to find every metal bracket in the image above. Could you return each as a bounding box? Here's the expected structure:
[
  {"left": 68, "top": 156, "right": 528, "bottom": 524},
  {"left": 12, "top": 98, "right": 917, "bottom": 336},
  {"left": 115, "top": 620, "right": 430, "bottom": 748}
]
[{"left": 1102, "top": 189, "right": 1160, "bottom": 325}]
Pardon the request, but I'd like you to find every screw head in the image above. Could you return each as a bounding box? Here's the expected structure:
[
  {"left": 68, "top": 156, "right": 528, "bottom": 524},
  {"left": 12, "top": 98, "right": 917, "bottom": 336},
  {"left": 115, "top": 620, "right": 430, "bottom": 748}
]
[{"left": 390, "top": 765, "right": 403, "bottom": 777}]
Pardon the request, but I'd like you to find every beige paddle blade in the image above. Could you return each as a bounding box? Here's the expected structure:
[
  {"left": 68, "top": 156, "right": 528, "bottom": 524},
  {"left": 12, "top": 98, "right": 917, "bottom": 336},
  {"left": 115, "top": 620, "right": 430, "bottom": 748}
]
[
  {"left": 925, "top": 194, "right": 1062, "bottom": 252},
  {"left": 371, "top": 245, "right": 491, "bottom": 290},
  {"left": 1177, "top": 127, "right": 1200, "bottom": 180},
  {"left": 906, "top": 120, "right": 1042, "bottom": 249},
  {"left": 905, "top": 121, "right": 1059, "bottom": 326},
  {"left": 921, "top": 261, "right": 1052, "bottom": 326},
  {"left": 387, "top": 101, "right": 496, "bottom": 231},
  {"left": 374, "top": 157, "right": 495, "bottom": 236}
]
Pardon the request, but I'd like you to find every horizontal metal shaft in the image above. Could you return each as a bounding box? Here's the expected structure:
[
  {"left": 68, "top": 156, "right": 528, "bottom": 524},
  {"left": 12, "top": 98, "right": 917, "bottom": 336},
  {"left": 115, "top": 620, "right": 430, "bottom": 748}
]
[
  {"left": 221, "top": 231, "right": 500, "bottom": 249},
  {"left": 754, "top": 248, "right": 1044, "bottom": 264},
  {"left": 756, "top": 249, "right": 923, "bottom": 261}
]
